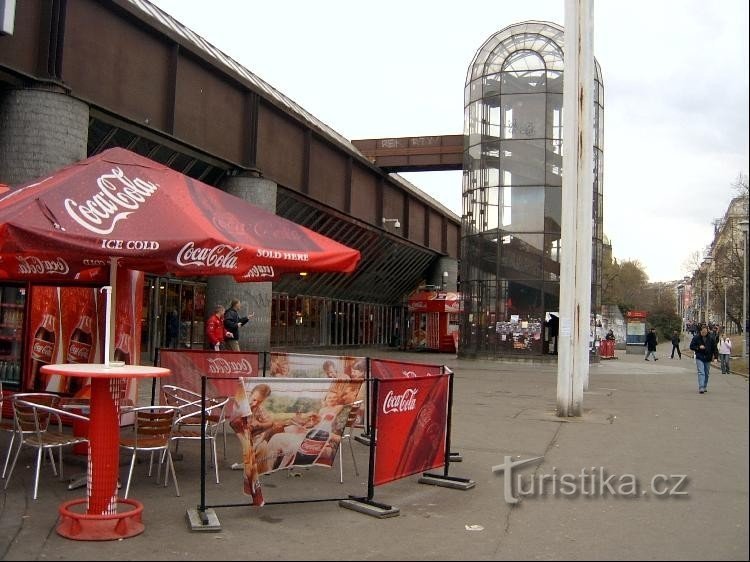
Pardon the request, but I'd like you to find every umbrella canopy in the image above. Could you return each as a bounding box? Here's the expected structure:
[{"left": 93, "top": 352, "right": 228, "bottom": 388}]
[{"left": 0, "top": 148, "right": 360, "bottom": 282}]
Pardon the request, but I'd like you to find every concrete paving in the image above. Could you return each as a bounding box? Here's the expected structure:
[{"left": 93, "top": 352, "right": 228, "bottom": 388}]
[{"left": 1, "top": 345, "right": 747, "bottom": 561}]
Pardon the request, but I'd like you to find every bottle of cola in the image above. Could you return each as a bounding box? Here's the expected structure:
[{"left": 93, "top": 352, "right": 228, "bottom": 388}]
[
  {"left": 30, "top": 313, "right": 57, "bottom": 391},
  {"left": 66, "top": 308, "right": 94, "bottom": 394},
  {"left": 293, "top": 411, "right": 337, "bottom": 465},
  {"left": 114, "top": 321, "right": 132, "bottom": 365}
]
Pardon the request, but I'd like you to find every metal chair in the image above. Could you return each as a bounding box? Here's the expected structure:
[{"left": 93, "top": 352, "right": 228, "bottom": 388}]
[
  {"left": 338, "top": 400, "right": 363, "bottom": 483},
  {"left": 3, "top": 392, "right": 63, "bottom": 479},
  {"left": 119, "top": 406, "right": 179, "bottom": 499},
  {"left": 170, "top": 396, "right": 229, "bottom": 484},
  {"left": 4, "top": 395, "right": 89, "bottom": 499},
  {"left": 162, "top": 384, "right": 228, "bottom": 459}
]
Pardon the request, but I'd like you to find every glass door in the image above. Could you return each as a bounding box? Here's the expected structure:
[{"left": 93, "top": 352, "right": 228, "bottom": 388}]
[{"left": 0, "top": 284, "right": 26, "bottom": 389}]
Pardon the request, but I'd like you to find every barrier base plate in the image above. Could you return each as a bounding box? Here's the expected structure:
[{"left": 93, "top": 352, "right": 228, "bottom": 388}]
[
  {"left": 449, "top": 452, "right": 463, "bottom": 462},
  {"left": 339, "top": 499, "right": 400, "bottom": 518},
  {"left": 186, "top": 508, "right": 222, "bottom": 532},
  {"left": 418, "top": 474, "right": 476, "bottom": 490},
  {"left": 354, "top": 435, "right": 371, "bottom": 446}
]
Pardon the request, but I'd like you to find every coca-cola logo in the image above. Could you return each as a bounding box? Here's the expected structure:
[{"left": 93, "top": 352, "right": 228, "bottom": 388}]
[
  {"left": 401, "top": 370, "right": 418, "bottom": 378},
  {"left": 17, "top": 256, "right": 69, "bottom": 275},
  {"left": 241, "top": 265, "right": 275, "bottom": 279},
  {"left": 382, "top": 388, "right": 419, "bottom": 414},
  {"left": 31, "top": 339, "right": 54, "bottom": 362},
  {"left": 68, "top": 341, "right": 93, "bottom": 363},
  {"left": 207, "top": 357, "right": 254, "bottom": 375},
  {"left": 252, "top": 221, "right": 306, "bottom": 245},
  {"left": 64, "top": 167, "right": 158, "bottom": 235},
  {"left": 176, "top": 242, "right": 240, "bottom": 269},
  {"left": 213, "top": 212, "right": 247, "bottom": 238}
]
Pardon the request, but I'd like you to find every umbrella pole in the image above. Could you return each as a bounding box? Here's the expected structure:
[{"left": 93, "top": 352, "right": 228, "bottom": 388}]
[{"left": 101, "top": 257, "right": 119, "bottom": 367}]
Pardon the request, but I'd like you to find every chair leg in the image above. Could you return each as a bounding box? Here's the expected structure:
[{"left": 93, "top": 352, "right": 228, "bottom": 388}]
[
  {"left": 3, "top": 440, "right": 23, "bottom": 489},
  {"left": 33, "top": 447, "right": 43, "bottom": 500},
  {"left": 211, "top": 438, "right": 219, "bottom": 484},
  {"left": 348, "top": 435, "right": 359, "bottom": 476},
  {"left": 339, "top": 442, "right": 344, "bottom": 484},
  {"left": 165, "top": 451, "right": 180, "bottom": 497},
  {"left": 1, "top": 432, "right": 16, "bottom": 478},
  {"left": 123, "top": 450, "right": 137, "bottom": 499}
]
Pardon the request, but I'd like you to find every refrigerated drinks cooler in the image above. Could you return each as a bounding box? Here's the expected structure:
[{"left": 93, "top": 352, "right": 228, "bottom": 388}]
[{"left": 0, "top": 284, "right": 25, "bottom": 389}]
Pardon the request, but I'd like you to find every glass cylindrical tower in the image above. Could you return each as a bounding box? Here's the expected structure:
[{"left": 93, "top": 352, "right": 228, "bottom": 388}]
[{"left": 460, "top": 21, "right": 604, "bottom": 358}]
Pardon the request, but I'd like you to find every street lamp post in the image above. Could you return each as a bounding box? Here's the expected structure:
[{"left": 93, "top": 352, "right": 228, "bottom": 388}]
[{"left": 739, "top": 219, "right": 749, "bottom": 358}]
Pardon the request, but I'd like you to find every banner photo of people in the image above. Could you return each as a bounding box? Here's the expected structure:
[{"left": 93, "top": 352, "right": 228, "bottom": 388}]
[
  {"left": 268, "top": 352, "right": 367, "bottom": 426},
  {"left": 230, "top": 377, "right": 363, "bottom": 506},
  {"left": 157, "top": 349, "right": 261, "bottom": 401},
  {"left": 370, "top": 357, "right": 444, "bottom": 380},
  {"left": 373, "top": 374, "right": 450, "bottom": 486}
]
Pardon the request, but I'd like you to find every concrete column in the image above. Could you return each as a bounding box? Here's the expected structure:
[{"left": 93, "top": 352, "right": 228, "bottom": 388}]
[
  {"left": 207, "top": 174, "right": 276, "bottom": 352},
  {"left": 429, "top": 257, "right": 458, "bottom": 291},
  {"left": 0, "top": 86, "right": 88, "bottom": 185}
]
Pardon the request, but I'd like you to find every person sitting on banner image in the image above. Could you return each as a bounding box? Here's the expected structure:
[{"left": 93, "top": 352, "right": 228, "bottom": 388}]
[
  {"left": 224, "top": 299, "right": 253, "bottom": 351},
  {"left": 718, "top": 334, "right": 732, "bottom": 374},
  {"left": 644, "top": 327, "right": 658, "bottom": 361},
  {"left": 269, "top": 354, "right": 290, "bottom": 377},
  {"left": 670, "top": 330, "right": 682, "bottom": 359},
  {"left": 206, "top": 304, "right": 229, "bottom": 351},
  {"left": 230, "top": 382, "right": 277, "bottom": 502},
  {"left": 690, "top": 324, "right": 718, "bottom": 394}
]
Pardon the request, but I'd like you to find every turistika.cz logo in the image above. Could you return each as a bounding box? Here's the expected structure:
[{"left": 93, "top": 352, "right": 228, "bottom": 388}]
[{"left": 491, "top": 455, "right": 689, "bottom": 504}]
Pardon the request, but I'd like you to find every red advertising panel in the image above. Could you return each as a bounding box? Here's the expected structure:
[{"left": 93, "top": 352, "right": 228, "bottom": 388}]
[
  {"left": 370, "top": 358, "right": 443, "bottom": 380},
  {"left": 373, "top": 374, "right": 450, "bottom": 486},
  {"left": 157, "top": 349, "right": 261, "bottom": 401},
  {"left": 229, "top": 377, "right": 362, "bottom": 506}
]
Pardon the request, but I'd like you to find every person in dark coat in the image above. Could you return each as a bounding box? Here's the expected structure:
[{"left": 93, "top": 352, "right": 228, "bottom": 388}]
[
  {"left": 644, "top": 327, "right": 658, "bottom": 361},
  {"left": 670, "top": 330, "right": 681, "bottom": 359},
  {"left": 690, "top": 324, "right": 718, "bottom": 394}
]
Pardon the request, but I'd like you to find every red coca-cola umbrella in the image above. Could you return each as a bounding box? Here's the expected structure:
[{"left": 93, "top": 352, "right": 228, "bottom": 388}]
[{"left": 0, "top": 147, "right": 361, "bottom": 362}]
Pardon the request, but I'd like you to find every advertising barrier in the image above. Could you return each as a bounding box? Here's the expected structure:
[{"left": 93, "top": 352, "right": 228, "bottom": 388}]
[
  {"left": 372, "top": 374, "right": 449, "bottom": 486},
  {"left": 152, "top": 350, "right": 474, "bottom": 529}
]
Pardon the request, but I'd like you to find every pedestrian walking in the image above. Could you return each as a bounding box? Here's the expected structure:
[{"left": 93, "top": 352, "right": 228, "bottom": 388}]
[
  {"left": 206, "top": 304, "right": 229, "bottom": 351},
  {"left": 644, "top": 327, "right": 658, "bottom": 361},
  {"left": 718, "top": 335, "right": 732, "bottom": 374},
  {"left": 224, "top": 298, "right": 253, "bottom": 351},
  {"left": 690, "top": 324, "right": 718, "bottom": 394},
  {"left": 670, "top": 330, "right": 681, "bottom": 359}
]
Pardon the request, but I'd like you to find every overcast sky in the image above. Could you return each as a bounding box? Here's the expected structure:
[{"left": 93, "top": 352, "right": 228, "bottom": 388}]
[{"left": 150, "top": 0, "right": 749, "bottom": 283}]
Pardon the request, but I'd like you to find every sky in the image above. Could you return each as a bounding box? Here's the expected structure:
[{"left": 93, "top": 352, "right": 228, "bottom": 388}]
[{"left": 149, "top": 0, "right": 749, "bottom": 283}]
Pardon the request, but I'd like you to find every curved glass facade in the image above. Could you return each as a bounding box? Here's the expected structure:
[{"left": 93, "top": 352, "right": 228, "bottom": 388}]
[{"left": 460, "top": 21, "right": 604, "bottom": 358}]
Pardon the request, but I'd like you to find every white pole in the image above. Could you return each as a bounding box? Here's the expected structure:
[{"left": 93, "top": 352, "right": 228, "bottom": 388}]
[
  {"left": 743, "top": 225, "right": 748, "bottom": 357},
  {"left": 100, "top": 285, "right": 112, "bottom": 367},
  {"left": 557, "top": 0, "right": 595, "bottom": 417}
]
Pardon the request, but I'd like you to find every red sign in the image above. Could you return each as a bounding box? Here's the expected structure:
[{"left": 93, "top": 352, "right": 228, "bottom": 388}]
[
  {"left": 370, "top": 358, "right": 443, "bottom": 380},
  {"left": 373, "top": 375, "right": 449, "bottom": 486}
]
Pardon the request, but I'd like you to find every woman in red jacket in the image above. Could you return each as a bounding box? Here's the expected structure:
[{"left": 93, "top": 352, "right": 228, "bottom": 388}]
[{"left": 206, "top": 304, "right": 228, "bottom": 351}]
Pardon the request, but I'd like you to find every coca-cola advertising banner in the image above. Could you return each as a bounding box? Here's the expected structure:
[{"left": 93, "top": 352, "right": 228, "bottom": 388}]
[
  {"left": 26, "top": 270, "right": 143, "bottom": 406},
  {"left": 370, "top": 358, "right": 444, "bottom": 380},
  {"left": 269, "top": 352, "right": 367, "bottom": 426},
  {"left": 373, "top": 374, "right": 450, "bottom": 487},
  {"left": 157, "top": 349, "right": 261, "bottom": 404},
  {"left": 229, "top": 377, "right": 363, "bottom": 506},
  {"left": 267, "top": 352, "right": 367, "bottom": 379}
]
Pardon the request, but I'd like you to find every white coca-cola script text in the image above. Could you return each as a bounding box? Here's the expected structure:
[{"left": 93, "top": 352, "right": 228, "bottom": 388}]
[
  {"left": 64, "top": 167, "right": 158, "bottom": 235},
  {"left": 382, "top": 388, "right": 418, "bottom": 414}
]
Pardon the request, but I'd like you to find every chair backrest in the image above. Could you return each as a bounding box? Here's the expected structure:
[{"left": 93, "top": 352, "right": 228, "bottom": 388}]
[
  {"left": 12, "top": 393, "right": 61, "bottom": 433},
  {"left": 175, "top": 396, "right": 229, "bottom": 435},
  {"left": 131, "top": 406, "right": 177, "bottom": 444},
  {"left": 161, "top": 384, "right": 202, "bottom": 415}
]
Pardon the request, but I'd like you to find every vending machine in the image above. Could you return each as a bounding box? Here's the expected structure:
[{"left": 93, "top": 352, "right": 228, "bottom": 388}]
[{"left": 0, "top": 284, "right": 26, "bottom": 390}]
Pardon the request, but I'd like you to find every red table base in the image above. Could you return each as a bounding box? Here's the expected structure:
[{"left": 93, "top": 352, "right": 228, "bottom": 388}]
[{"left": 57, "top": 498, "right": 144, "bottom": 540}]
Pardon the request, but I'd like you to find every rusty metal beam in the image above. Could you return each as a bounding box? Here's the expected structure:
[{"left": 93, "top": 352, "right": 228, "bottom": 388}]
[{"left": 351, "top": 135, "right": 463, "bottom": 172}]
